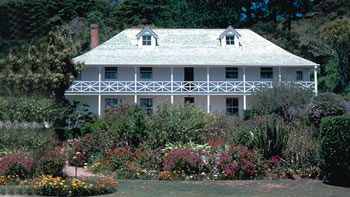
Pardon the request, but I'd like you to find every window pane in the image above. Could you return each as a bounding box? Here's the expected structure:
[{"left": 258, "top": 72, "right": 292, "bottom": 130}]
[
  {"left": 261, "top": 67, "right": 273, "bottom": 79},
  {"left": 105, "top": 98, "right": 118, "bottom": 110},
  {"left": 226, "top": 67, "right": 238, "bottom": 79},
  {"left": 142, "top": 35, "right": 152, "bottom": 46},
  {"left": 105, "top": 67, "right": 117, "bottom": 79},
  {"left": 140, "top": 67, "right": 152, "bottom": 79},
  {"left": 140, "top": 98, "right": 153, "bottom": 114},
  {"left": 226, "top": 36, "right": 235, "bottom": 45}
]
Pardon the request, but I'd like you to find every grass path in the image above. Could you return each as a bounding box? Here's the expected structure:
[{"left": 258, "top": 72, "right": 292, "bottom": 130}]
[{"left": 111, "top": 179, "right": 350, "bottom": 197}]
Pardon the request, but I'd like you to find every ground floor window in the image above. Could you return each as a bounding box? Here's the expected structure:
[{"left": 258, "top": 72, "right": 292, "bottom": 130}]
[
  {"left": 226, "top": 98, "right": 239, "bottom": 115},
  {"left": 105, "top": 98, "right": 118, "bottom": 111},
  {"left": 184, "top": 97, "right": 195, "bottom": 104},
  {"left": 140, "top": 98, "right": 153, "bottom": 114}
]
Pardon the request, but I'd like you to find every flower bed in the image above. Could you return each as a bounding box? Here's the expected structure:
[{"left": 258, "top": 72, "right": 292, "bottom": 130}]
[
  {"left": 26, "top": 175, "right": 117, "bottom": 196},
  {"left": 0, "top": 152, "right": 33, "bottom": 178}
]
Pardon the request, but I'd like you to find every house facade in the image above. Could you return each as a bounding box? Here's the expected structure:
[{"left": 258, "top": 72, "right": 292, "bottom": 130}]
[{"left": 66, "top": 25, "right": 318, "bottom": 116}]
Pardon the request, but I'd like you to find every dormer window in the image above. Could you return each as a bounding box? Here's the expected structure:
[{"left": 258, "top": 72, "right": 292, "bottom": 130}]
[
  {"left": 137, "top": 27, "right": 158, "bottom": 47},
  {"left": 226, "top": 35, "right": 235, "bottom": 45},
  {"left": 142, "top": 35, "right": 152, "bottom": 46},
  {"left": 219, "top": 25, "right": 241, "bottom": 47}
]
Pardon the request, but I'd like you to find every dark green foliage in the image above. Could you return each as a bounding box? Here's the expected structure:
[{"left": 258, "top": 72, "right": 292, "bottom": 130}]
[
  {"left": 147, "top": 103, "right": 209, "bottom": 147},
  {"left": 0, "top": 96, "right": 65, "bottom": 123},
  {"left": 308, "top": 92, "right": 346, "bottom": 128},
  {"left": 252, "top": 115, "right": 288, "bottom": 159},
  {"left": 0, "top": 128, "right": 55, "bottom": 154},
  {"left": 251, "top": 84, "right": 313, "bottom": 121},
  {"left": 320, "top": 115, "right": 350, "bottom": 186},
  {"left": 34, "top": 146, "right": 66, "bottom": 177}
]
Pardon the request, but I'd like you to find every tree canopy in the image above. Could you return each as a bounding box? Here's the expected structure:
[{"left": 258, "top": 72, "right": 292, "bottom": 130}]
[{"left": 0, "top": 0, "right": 350, "bottom": 94}]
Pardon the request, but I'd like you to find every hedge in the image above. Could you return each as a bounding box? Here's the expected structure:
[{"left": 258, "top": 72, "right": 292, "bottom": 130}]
[{"left": 320, "top": 115, "right": 350, "bottom": 186}]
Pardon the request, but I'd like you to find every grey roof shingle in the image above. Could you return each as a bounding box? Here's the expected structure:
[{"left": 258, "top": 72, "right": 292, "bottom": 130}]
[{"left": 74, "top": 28, "right": 318, "bottom": 67}]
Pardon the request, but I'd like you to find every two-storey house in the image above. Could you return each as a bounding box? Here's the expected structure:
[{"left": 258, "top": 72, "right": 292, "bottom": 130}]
[{"left": 66, "top": 25, "right": 318, "bottom": 116}]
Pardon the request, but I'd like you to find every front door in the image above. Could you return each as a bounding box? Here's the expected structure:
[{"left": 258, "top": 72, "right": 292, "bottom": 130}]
[
  {"left": 184, "top": 97, "right": 195, "bottom": 104},
  {"left": 184, "top": 67, "right": 194, "bottom": 90}
]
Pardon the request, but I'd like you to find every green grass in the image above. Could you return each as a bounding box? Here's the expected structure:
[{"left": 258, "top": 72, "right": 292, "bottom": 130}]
[
  {"left": 111, "top": 180, "right": 350, "bottom": 197},
  {"left": 1, "top": 180, "right": 349, "bottom": 196}
]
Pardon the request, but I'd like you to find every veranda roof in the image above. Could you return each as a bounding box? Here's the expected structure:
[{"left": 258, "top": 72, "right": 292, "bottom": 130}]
[{"left": 74, "top": 28, "right": 318, "bottom": 67}]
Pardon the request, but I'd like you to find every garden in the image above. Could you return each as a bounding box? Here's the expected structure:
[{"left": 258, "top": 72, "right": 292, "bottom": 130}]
[{"left": 0, "top": 85, "right": 349, "bottom": 196}]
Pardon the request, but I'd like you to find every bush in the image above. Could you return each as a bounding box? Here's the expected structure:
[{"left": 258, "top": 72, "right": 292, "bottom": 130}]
[
  {"left": 0, "top": 152, "right": 33, "bottom": 178},
  {"left": 101, "top": 104, "right": 149, "bottom": 147},
  {"left": 67, "top": 130, "right": 119, "bottom": 164},
  {"left": 203, "top": 113, "right": 243, "bottom": 144},
  {"left": 283, "top": 121, "right": 320, "bottom": 168},
  {"left": 308, "top": 92, "right": 346, "bottom": 128},
  {"left": 0, "top": 128, "right": 55, "bottom": 154},
  {"left": 163, "top": 148, "right": 208, "bottom": 176},
  {"left": 0, "top": 96, "right": 63, "bottom": 123},
  {"left": 147, "top": 103, "right": 210, "bottom": 147},
  {"left": 34, "top": 146, "right": 66, "bottom": 177},
  {"left": 252, "top": 115, "right": 288, "bottom": 159},
  {"left": 251, "top": 84, "right": 312, "bottom": 121},
  {"left": 213, "top": 145, "right": 263, "bottom": 179},
  {"left": 320, "top": 115, "right": 350, "bottom": 186},
  {"left": 93, "top": 146, "right": 162, "bottom": 179}
]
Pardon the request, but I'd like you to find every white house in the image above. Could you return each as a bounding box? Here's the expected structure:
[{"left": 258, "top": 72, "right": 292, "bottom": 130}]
[{"left": 66, "top": 25, "right": 319, "bottom": 116}]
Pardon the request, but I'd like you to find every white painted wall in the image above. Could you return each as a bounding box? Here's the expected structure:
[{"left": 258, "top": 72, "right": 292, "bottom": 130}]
[{"left": 80, "top": 66, "right": 312, "bottom": 82}]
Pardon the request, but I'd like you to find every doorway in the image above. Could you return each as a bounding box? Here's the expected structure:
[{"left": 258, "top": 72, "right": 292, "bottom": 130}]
[{"left": 184, "top": 67, "right": 194, "bottom": 90}]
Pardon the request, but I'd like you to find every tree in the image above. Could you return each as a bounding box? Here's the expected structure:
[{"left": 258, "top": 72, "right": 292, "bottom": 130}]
[
  {"left": 2, "top": 27, "right": 84, "bottom": 100},
  {"left": 320, "top": 18, "right": 350, "bottom": 90}
]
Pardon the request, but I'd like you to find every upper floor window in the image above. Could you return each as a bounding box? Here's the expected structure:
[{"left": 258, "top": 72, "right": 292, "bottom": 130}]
[
  {"left": 261, "top": 67, "right": 273, "bottom": 79},
  {"left": 105, "top": 98, "right": 118, "bottom": 111},
  {"left": 226, "top": 35, "right": 235, "bottom": 45},
  {"left": 140, "top": 67, "right": 152, "bottom": 79},
  {"left": 105, "top": 67, "right": 118, "bottom": 79},
  {"left": 296, "top": 71, "right": 303, "bottom": 81},
  {"left": 142, "top": 35, "right": 152, "bottom": 46},
  {"left": 140, "top": 98, "right": 153, "bottom": 114},
  {"left": 226, "top": 98, "right": 239, "bottom": 115},
  {"left": 226, "top": 67, "right": 238, "bottom": 79}
]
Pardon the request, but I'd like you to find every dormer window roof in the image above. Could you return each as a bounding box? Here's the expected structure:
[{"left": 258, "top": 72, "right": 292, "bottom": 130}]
[{"left": 219, "top": 25, "right": 241, "bottom": 40}]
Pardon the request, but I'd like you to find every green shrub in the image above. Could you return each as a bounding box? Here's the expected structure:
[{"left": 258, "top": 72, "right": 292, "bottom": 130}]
[
  {"left": 0, "top": 96, "right": 64, "bottom": 123},
  {"left": 34, "top": 146, "right": 66, "bottom": 177},
  {"left": 320, "top": 115, "right": 350, "bottom": 186},
  {"left": 102, "top": 104, "right": 149, "bottom": 147},
  {"left": 230, "top": 126, "right": 255, "bottom": 148},
  {"left": 308, "top": 92, "right": 346, "bottom": 128},
  {"left": 252, "top": 115, "right": 288, "bottom": 159},
  {"left": 147, "top": 103, "right": 210, "bottom": 147},
  {"left": 283, "top": 121, "right": 320, "bottom": 168},
  {"left": 0, "top": 128, "right": 55, "bottom": 154},
  {"left": 251, "top": 84, "right": 312, "bottom": 121},
  {"left": 203, "top": 113, "right": 243, "bottom": 143}
]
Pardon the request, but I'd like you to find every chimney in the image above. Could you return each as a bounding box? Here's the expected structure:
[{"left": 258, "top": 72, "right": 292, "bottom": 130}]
[{"left": 90, "top": 24, "right": 99, "bottom": 49}]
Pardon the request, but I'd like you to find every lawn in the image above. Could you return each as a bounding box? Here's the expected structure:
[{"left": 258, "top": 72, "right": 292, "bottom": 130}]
[{"left": 111, "top": 180, "right": 350, "bottom": 197}]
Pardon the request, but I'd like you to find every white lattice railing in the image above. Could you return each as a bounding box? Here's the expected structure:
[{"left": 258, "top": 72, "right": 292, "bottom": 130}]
[{"left": 66, "top": 81, "right": 315, "bottom": 94}]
